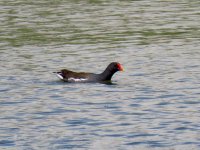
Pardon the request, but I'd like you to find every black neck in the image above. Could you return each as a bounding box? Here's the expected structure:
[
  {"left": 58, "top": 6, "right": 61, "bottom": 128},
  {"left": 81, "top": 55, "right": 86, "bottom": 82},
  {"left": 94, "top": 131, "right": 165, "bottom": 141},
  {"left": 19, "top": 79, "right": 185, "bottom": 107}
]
[{"left": 100, "top": 66, "right": 117, "bottom": 81}]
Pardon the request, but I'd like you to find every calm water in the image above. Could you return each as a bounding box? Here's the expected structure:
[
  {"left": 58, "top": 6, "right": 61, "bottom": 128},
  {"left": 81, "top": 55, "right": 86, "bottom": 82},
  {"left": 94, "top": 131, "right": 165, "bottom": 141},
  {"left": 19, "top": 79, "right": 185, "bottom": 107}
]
[{"left": 0, "top": 0, "right": 200, "bottom": 149}]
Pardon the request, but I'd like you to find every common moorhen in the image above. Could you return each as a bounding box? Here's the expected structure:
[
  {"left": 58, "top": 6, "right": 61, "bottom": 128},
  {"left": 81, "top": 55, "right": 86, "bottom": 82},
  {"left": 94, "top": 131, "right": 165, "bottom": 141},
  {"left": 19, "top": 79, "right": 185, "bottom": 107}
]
[{"left": 54, "top": 62, "right": 124, "bottom": 83}]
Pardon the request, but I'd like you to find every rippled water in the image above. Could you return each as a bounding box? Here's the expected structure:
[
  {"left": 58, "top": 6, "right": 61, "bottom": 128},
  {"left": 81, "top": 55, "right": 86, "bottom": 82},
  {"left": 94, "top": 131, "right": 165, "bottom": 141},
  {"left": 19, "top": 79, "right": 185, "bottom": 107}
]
[{"left": 0, "top": 0, "right": 200, "bottom": 149}]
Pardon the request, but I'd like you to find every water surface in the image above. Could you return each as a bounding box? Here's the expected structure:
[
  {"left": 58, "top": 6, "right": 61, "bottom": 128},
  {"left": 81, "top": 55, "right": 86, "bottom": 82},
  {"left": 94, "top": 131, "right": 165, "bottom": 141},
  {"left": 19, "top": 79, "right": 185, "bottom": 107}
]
[{"left": 0, "top": 0, "right": 200, "bottom": 149}]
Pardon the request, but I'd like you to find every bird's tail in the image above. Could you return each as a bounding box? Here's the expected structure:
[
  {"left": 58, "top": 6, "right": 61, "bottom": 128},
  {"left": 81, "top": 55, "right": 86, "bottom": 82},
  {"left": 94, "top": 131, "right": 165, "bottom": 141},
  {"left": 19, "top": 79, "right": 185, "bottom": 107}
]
[{"left": 53, "top": 71, "right": 64, "bottom": 80}]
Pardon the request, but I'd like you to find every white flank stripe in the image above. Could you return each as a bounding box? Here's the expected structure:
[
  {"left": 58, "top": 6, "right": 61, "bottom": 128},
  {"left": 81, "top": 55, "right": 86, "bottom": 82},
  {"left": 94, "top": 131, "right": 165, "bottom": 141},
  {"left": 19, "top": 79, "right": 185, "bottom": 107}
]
[{"left": 68, "top": 77, "right": 88, "bottom": 82}]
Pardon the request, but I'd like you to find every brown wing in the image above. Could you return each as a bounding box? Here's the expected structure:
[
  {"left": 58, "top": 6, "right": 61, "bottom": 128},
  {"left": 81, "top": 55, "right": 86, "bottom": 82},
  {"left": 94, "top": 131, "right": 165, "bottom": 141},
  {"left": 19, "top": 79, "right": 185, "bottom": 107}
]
[{"left": 61, "top": 69, "right": 93, "bottom": 79}]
